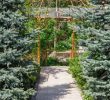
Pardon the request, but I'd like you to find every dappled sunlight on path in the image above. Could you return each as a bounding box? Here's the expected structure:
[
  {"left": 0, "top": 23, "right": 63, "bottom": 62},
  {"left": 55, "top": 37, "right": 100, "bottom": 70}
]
[{"left": 33, "top": 66, "right": 82, "bottom": 100}]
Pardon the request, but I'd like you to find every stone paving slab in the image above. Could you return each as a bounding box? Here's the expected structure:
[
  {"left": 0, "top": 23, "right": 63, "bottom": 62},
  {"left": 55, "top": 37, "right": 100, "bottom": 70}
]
[{"left": 35, "top": 66, "right": 82, "bottom": 100}]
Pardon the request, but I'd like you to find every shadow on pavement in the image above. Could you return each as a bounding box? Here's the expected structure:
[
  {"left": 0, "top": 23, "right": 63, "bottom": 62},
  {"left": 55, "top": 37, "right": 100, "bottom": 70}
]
[{"left": 32, "top": 83, "right": 74, "bottom": 100}]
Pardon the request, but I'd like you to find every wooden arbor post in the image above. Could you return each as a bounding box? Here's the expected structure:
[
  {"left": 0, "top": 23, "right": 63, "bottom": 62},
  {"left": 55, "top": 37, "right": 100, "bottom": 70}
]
[
  {"left": 37, "top": 32, "right": 40, "bottom": 66},
  {"left": 36, "top": 15, "right": 42, "bottom": 66},
  {"left": 70, "top": 32, "right": 76, "bottom": 58}
]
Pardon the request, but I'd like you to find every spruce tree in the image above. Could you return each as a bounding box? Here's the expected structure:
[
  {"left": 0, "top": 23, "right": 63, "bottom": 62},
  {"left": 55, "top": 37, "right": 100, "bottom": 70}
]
[
  {"left": 0, "top": 0, "right": 38, "bottom": 99},
  {"left": 79, "top": 0, "right": 110, "bottom": 99}
]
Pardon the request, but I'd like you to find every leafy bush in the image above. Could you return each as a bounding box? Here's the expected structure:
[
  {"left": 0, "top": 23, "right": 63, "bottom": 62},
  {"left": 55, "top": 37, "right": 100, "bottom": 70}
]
[
  {"left": 56, "top": 40, "right": 71, "bottom": 51},
  {"left": 42, "top": 57, "right": 69, "bottom": 66},
  {"left": 69, "top": 56, "right": 86, "bottom": 88},
  {"left": 45, "top": 57, "right": 60, "bottom": 66},
  {"left": 69, "top": 52, "right": 93, "bottom": 100}
]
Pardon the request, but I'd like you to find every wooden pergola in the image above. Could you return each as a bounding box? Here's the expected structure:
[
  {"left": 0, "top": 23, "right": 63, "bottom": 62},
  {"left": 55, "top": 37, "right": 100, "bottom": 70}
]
[
  {"left": 31, "top": 1, "right": 76, "bottom": 65},
  {"left": 36, "top": 17, "right": 75, "bottom": 65}
]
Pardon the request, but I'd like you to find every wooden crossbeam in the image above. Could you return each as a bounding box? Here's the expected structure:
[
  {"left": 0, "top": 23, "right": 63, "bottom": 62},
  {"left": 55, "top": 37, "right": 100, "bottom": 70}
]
[{"left": 35, "top": 16, "right": 73, "bottom": 22}]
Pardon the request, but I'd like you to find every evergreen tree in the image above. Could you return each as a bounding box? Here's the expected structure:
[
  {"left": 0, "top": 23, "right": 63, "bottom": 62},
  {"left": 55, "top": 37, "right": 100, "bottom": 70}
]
[
  {"left": 0, "top": 0, "right": 39, "bottom": 99},
  {"left": 78, "top": 0, "right": 110, "bottom": 99}
]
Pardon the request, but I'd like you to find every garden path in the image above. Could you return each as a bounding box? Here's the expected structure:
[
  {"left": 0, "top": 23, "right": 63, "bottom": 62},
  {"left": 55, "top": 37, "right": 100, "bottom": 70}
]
[{"left": 34, "top": 66, "right": 82, "bottom": 100}]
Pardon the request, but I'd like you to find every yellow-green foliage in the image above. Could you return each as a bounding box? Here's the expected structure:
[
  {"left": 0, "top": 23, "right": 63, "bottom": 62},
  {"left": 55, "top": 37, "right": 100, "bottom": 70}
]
[
  {"left": 69, "top": 56, "right": 86, "bottom": 89},
  {"left": 69, "top": 52, "right": 93, "bottom": 100}
]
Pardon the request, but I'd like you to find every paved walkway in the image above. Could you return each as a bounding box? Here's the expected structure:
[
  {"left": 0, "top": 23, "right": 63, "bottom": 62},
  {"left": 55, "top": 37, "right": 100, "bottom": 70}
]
[{"left": 35, "top": 66, "right": 82, "bottom": 100}]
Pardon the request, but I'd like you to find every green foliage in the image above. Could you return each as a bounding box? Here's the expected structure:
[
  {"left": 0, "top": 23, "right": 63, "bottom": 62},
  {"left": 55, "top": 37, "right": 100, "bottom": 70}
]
[
  {"left": 0, "top": 88, "right": 35, "bottom": 100},
  {"left": 39, "top": 19, "right": 72, "bottom": 65},
  {"left": 56, "top": 39, "right": 71, "bottom": 51},
  {"left": 46, "top": 57, "right": 60, "bottom": 66},
  {"left": 69, "top": 51, "right": 94, "bottom": 100},
  {"left": 0, "top": 0, "right": 40, "bottom": 99},
  {"left": 45, "top": 57, "right": 69, "bottom": 66},
  {"left": 69, "top": 56, "right": 86, "bottom": 89},
  {"left": 76, "top": 1, "right": 110, "bottom": 99},
  {"left": 36, "top": 0, "right": 89, "bottom": 7},
  {"left": 40, "top": 19, "right": 72, "bottom": 51},
  {"left": 56, "top": 22, "right": 72, "bottom": 51},
  {"left": 83, "top": 94, "right": 93, "bottom": 100},
  {"left": 40, "top": 19, "right": 56, "bottom": 50}
]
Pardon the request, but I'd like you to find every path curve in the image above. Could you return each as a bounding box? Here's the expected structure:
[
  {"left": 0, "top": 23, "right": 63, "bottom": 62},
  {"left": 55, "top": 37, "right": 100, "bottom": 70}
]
[{"left": 35, "top": 66, "right": 82, "bottom": 100}]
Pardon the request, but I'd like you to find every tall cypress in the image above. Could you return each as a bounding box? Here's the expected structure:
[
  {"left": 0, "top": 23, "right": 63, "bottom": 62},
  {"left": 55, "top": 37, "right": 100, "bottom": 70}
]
[{"left": 0, "top": 0, "right": 38, "bottom": 99}]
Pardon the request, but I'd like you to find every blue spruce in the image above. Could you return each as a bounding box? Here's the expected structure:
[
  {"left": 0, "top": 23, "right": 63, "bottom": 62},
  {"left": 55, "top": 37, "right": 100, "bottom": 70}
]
[
  {"left": 0, "top": 0, "right": 39, "bottom": 99},
  {"left": 78, "top": 0, "right": 110, "bottom": 99}
]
